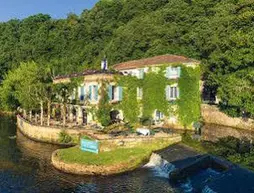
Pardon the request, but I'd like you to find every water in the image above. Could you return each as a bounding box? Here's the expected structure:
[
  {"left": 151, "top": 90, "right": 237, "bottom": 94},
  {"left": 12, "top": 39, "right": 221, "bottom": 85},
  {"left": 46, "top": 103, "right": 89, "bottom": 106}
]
[
  {"left": 0, "top": 115, "right": 175, "bottom": 193},
  {"left": 144, "top": 153, "right": 175, "bottom": 178}
]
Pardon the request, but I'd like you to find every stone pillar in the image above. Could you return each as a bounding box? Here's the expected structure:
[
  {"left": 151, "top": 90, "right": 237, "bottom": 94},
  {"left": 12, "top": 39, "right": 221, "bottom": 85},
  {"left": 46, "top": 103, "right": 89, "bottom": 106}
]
[
  {"left": 77, "top": 106, "right": 83, "bottom": 125},
  {"left": 69, "top": 105, "right": 74, "bottom": 122},
  {"left": 29, "top": 111, "right": 32, "bottom": 122}
]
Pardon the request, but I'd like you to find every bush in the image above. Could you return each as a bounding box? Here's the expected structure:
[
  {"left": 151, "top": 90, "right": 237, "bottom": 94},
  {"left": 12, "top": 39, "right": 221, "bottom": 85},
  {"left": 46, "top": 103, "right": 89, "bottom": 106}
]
[
  {"left": 103, "top": 123, "right": 129, "bottom": 134},
  {"left": 216, "top": 136, "right": 251, "bottom": 155},
  {"left": 140, "top": 117, "right": 153, "bottom": 127},
  {"left": 59, "top": 130, "right": 72, "bottom": 143}
]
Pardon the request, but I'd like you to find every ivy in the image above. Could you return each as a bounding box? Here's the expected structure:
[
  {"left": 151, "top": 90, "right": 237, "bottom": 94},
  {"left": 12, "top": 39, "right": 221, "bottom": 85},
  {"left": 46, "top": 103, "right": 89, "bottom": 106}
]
[
  {"left": 112, "top": 65, "right": 201, "bottom": 128},
  {"left": 177, "top": 66, "right": 201, "bottom": 127},
  {"left": 96, "top": 81, "right": 112, "bottom": 126},
  {"left": 117, "top": 75, "right": 140, "bottom": 124},
  {"left": 142, "top": 68, "right": 171, "bottom": 118}
]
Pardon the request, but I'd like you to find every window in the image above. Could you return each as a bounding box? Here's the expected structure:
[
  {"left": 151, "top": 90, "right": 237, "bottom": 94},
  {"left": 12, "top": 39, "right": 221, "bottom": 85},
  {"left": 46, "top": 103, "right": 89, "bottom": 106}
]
[
  {"left": 137, "top": 69, "right": 144, "bottom": 79},
  {"left": 89, "top": 85, "right": 98, "bottom": 101},
  {"left": 155, "top": 110, "right": 164, "bottom": 121},
  {"left": 80, "top": 86, "right": 85, "bottom": 101},
  {"left": 108, "top": 85, "right": 123, "bottom": 101},
  {"left": 166, "top": 66, "right": 181, "bottom": 79},
  {"left": 137, "top": 87, "right": 143, "bottom": 99},
  {"left": 112, "top": 86, "right": 116, "bottom": 100},
  {"left": 166, "top": 85, "right": 179, "bottom": 100}
]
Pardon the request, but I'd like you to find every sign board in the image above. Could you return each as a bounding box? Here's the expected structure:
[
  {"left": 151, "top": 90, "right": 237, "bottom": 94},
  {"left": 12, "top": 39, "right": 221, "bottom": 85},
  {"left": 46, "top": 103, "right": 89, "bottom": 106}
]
[{"left": 80, "top": 139, "right": 99, "bottom": 154}]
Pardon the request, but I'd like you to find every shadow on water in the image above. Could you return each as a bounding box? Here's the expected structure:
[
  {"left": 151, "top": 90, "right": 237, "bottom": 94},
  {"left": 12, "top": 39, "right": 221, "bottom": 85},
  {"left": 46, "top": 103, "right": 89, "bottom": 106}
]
[{"left": 0, "top": 115, "right": 175, "bottom": 193}]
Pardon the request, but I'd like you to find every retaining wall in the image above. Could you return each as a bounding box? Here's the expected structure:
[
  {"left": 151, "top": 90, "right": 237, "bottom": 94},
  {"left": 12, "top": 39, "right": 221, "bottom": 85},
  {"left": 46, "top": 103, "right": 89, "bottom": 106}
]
[
  {"left": 201, "top": 104, "right": 254, "bottom": 130},
  {"left": 17, "top": 115, "right": 81, "bottom": 145}
]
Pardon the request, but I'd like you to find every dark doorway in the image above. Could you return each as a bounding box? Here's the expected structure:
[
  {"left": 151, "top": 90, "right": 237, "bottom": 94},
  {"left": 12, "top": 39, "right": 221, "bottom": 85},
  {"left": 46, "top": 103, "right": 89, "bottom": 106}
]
[{"left": 110, "top": 110, "right": 120, "bottom": 124}]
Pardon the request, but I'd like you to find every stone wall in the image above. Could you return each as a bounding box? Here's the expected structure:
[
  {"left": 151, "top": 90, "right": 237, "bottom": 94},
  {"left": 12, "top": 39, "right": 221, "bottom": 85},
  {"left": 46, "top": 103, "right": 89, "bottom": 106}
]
[
  {"left": 17, "top": 115, "right": 182, "bottom": 146},
  {"left": 17, "top": 115, "right": 81, "bottom": 145},
  {"left": 201, "top": 104, "right": 254, "bottom": 130},
  {"left": 202, "top": 123, "right": 254, "bottom": 142},
  {"left": 100, "top": 134, "right": 182, "bottom": 151}
]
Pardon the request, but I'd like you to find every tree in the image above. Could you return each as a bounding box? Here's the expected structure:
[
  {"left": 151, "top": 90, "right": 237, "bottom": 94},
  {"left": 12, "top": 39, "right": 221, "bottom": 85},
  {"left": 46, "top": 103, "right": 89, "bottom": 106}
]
[{"left": 54, "top": 82, "right": 77, "bottom": 126}]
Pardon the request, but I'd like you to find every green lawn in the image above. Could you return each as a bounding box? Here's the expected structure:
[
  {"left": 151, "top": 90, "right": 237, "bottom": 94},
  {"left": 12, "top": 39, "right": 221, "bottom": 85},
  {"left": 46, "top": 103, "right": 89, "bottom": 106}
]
[{"left": 57, "top": 138, "right": 176, "bottom": 166}]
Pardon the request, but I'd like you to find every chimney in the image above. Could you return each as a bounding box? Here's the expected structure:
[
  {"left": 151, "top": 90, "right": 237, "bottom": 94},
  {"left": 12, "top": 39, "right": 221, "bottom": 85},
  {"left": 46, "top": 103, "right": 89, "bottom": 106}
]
[{"left": 101, "top": 58, "right": 108, "bottom": 70}]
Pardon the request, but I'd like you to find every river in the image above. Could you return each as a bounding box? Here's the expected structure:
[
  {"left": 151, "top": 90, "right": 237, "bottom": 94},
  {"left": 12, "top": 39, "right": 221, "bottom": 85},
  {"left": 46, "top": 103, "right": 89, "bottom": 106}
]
[{"left": 0, "top": 115, "right": 176, "bottom": 193}]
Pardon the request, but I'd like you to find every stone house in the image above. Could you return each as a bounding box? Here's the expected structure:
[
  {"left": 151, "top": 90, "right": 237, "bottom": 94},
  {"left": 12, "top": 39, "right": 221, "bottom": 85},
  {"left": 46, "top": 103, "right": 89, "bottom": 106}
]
[{"left": 53, "top": 54, "right": 201, "bottom": 129}]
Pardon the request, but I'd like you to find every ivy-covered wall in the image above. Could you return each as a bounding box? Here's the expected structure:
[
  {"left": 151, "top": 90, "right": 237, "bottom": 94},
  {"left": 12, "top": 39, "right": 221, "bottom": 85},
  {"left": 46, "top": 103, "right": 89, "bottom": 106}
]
[
  {"left": 116, "top": 64, "right": 201, "bottom": 128},
  {"left": 117, "top": 75, "right": 140, "bottom": 124},
  {"left": 177, "top": 66, "right": 201, "bottom": 127},
  {"left": 142, "top": 68, "right": 171, "bottom": 118}
]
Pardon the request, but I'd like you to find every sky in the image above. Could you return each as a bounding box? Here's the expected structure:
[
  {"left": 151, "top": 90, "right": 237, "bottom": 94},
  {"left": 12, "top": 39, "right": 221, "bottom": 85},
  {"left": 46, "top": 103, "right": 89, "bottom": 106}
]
[{"left": 0, "top": 0, "right": 99, "bottom": 22}]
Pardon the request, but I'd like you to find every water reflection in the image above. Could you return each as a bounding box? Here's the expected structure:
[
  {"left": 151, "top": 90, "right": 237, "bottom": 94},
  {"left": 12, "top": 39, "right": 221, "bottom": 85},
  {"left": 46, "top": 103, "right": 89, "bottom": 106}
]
[{"left": 0, "top": 115, "right": 175, "bottom": 193}]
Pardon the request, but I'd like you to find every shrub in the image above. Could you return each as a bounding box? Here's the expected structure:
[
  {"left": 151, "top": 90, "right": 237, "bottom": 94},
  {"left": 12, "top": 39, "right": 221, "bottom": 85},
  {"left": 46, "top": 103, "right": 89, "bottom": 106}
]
[
  {"left": 140, "top": 117, "right": 153, "bottom": 127},
  {"left": 103, "top": 123, "right": 129, "bottom": 134},
  {"left": 59, "top": 130, "right": 72, "bottom": 143}
]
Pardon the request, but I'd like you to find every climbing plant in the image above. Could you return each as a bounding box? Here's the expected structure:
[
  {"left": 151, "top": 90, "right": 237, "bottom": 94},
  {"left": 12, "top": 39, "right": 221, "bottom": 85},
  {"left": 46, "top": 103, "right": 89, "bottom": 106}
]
[
  {"left": 115, "top": 65, "right": 201, "bottom": 127},
  {"left": 117, "top": 75, "right": 140, "bottom": 124},
  {"left": 177, "top": 66, "right": 201, "bottom": 127},
  {"left": 142, "top": 67, "right": 172, "bottom": 118},
  {"left": 96, "top": 81, "right": 112, "bottom": 126}
]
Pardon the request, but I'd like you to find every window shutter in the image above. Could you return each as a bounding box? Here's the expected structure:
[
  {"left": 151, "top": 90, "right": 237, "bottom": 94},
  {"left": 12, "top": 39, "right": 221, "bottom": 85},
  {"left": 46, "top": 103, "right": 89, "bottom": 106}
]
[
  {"left": 94, "top": 85, "right": 98, "bottom": 101},
  {"left": 118, "top": 86, "right": 123, "bottom": 101},
  {"left": 80, "top": 86, "right": 85, "bottom": 101},
  {"left": 89, "top": 85, "right": 92, "bottom": 100},
  {"left": 177, "top": 87, "right": 180, "bottom": 98},
  {"left": 108, "top": 85, "right": 113, "bottom": 100},
  {"left": 177, "top": 67, "right": 181, "bottom": 78}
]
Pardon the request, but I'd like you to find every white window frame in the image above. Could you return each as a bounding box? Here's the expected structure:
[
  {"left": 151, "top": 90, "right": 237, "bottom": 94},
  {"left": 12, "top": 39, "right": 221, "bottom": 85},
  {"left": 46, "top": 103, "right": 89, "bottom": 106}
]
[{"left": 166, "top": 84, "right": 179, "bottom": 100}]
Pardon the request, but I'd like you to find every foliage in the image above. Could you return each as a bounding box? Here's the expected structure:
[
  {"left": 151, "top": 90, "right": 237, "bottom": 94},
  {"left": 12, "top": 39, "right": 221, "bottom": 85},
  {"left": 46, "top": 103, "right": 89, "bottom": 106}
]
[
  {"left": 142, "top": 68, "right": 170, "bottom": 118},
  {"left": 0, "top": 61, "right": 52, "bottom": 111},
  {"left": 117, "top": 65, "right": 200, "bottom": 126},
  {"left": 217, "top": 68, "right": 254, "bottom": 118},
  {"left": 82, "top": 135, "right": 93, "bottom": 140},
  {"left": 58, "top": 130, "right": 72, "bottom": 143},
  {"left": 96, "top": 82, "right": 112, "bottom": 126},
  {"left": 182, "top": 133, "right": 254, "bottom": 171},
  {"left": 117, "top": 75, "right": 140, "bottom": 124},
  {"left": 178, "top": 66, "right": 201, "bottom": 126},
  {"left": 103, "top": 123, "right": 129, "bottom": 134},
  {"left": 0, "top": 0, "right": 253, "bottom": 116},
  {"left": 140, "top": 117, "right": 153, "bottom": 127}
]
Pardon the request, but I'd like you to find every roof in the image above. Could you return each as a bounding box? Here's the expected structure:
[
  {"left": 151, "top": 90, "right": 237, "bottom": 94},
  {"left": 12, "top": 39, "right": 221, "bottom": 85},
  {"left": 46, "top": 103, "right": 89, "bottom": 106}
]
[
  {"left": 54, "top": 70, "right": 122, "bottom": 81},
  {"left": 113, "top": 54, "right": 200, "bottom": 70}
]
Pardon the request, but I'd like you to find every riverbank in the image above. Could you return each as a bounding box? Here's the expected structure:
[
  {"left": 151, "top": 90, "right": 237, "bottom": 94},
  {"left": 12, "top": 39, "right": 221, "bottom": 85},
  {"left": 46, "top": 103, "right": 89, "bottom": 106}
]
[
  {"left": 201, "top": 104, "right": 254, "bottom": 130},
  {"left": 52, "top": 138, "right": 181, "bottom": 176},
  {"left": 182, "top": 133, "right": 254, "bottom": 171}
]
